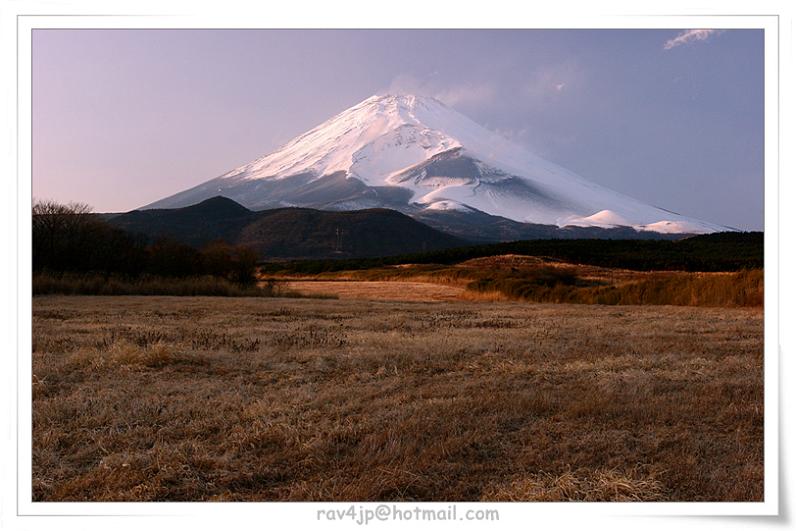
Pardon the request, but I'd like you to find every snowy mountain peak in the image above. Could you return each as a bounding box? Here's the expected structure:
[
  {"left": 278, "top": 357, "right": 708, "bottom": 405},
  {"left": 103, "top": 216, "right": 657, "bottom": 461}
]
[
  {"left": 358, "top": 93, "right": 450, "bottom": 115},
  {"left": 149, "top": 94, "right": 728, "bottom": 234},
  {"left": 219, "top": 93, "right": 469, "bottom": 186}
]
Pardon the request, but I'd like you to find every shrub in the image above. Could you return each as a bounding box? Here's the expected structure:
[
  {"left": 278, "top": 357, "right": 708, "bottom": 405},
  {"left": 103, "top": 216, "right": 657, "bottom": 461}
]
[
  {"left": 32, "top": 272, "right": 303, "bottom": 298},
  {"left": 465, "top": 269, "right": 763, "bottom": 307}
]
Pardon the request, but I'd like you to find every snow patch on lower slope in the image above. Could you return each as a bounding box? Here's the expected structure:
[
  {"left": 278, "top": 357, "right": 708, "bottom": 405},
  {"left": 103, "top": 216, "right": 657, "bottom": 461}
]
[
  {"left": 422, "top": 200, "right": 474, "bottom": 212},
  {"left": 565, "top": 210, "right": 633, "bottom": 228},
  {"left": 564, "top": 210, "right": 721, "bottom": 234},
  {"left": 637, "top": 220, "right": 718, "bottom": 234}
]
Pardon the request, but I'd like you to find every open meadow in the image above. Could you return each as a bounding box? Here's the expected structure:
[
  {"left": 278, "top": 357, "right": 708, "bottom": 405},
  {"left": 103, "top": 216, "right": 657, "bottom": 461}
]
[
  {"left": 32, "top": 295, "right": 763, "bottom": 501},
  {"left": 270, "top": 254, "right": 764, "bottom": 307}
]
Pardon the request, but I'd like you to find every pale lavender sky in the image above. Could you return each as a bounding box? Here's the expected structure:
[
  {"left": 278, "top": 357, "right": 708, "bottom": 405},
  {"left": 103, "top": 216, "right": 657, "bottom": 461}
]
[{"left": 32, "top": 29, "right": 763, "bottom": 229}]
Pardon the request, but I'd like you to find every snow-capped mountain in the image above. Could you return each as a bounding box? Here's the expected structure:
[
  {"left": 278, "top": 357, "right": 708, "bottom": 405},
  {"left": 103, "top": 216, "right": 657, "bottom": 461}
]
[{"left": 146, "top": 94, "right": 728, "bottom": 234}]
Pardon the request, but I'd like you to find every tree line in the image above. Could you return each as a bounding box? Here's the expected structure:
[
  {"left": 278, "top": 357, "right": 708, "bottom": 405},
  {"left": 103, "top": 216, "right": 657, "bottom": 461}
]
[
  {"left": 260, "top": 231, "right": 763, "bottom": 275},
  {"left": 33, "top": 200, "right": 258, "bottom": 284}
]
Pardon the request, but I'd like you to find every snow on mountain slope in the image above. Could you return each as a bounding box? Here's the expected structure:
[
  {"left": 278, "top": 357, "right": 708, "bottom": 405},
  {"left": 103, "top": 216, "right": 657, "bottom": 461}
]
[
  {"left": 219, "top": 95, "right": 459, "bottom": 185},
  {"left": 147, "top": 94, "right": 729, "bottom": 234}
]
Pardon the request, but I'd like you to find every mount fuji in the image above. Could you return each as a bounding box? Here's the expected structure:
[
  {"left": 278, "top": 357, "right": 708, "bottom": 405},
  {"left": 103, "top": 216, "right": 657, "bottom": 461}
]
[{"left": 146, "top": 94, "right": 729, "bottom": 235}]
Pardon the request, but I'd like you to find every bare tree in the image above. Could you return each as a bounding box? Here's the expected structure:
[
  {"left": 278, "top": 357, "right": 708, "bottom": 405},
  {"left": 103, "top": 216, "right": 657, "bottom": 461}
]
[{"left": 32, "top": 199, "right": 96, "bottom": 271}]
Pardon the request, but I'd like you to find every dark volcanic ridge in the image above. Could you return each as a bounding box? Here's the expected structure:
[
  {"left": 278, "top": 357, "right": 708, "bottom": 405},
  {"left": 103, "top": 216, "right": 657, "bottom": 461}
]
[
  {"left": 110, "top": 197, "right": 706, "bottom": 260},
  {"left": 110, "top": 197, "right": 464, "bottom": 259}
]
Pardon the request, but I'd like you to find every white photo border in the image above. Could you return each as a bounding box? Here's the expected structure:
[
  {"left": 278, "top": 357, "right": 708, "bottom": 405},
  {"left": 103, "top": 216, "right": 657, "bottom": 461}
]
[{"left": 11, "top": 8, "right": 781, "bottom": 525}]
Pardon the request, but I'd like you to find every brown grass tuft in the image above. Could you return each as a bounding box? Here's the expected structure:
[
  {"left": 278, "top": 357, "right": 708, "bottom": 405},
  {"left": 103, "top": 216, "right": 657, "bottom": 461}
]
[
  {"left": 481, "top": 468, "right": 666, "bottom": 501},
  {"left": 66, "top": 339, "right": 192, "bottom": 370}
]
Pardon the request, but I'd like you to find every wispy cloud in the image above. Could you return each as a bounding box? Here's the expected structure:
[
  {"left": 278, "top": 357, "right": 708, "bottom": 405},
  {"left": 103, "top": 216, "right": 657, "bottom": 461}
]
[
  {"left": 663, "top": 29, "right": 723, "bottom": 50},
  {"left": 384, "top": 62, "right": 578, "bottom": 114},
  {"left": 384, "top": 73, "right": 426, "bottom": 95},
  {"left": 383, "top": 74, "right": 496, "bottom": 109},
  {"left": 434, "top": 83, "right": 496, "bottom": 107},
  {"left": 524, "top": 61, "right": 581, "bottom": 103}
]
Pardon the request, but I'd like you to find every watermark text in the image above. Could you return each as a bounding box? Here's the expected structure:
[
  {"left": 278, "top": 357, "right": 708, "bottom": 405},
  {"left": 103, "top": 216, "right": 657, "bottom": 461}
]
[{"left": 316, "top": 504, "right": 499, "bottom": 525}]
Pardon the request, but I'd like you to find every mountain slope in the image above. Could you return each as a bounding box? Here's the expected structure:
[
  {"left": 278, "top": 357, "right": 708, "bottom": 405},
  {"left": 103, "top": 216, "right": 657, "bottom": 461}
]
[
  {"left": 413, "top": 208, "right": 688, "bottom": 242},
  {"left": 235, "top": 207, "right": 463, "bottom": 259},
  {"left": 110, "top": 197, "right": 465, "bottom": 259},
  {"left": 146, "top": 94, "right": 729, "bottom": 234},
  {"left": 111, "top": 196, "right": 255, "bottom": 247}
]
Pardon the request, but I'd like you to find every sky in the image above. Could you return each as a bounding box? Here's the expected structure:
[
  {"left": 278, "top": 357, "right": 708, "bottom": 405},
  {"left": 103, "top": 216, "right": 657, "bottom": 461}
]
[{"left": 32, "top": 29, "right": 764, "bottom": 230}]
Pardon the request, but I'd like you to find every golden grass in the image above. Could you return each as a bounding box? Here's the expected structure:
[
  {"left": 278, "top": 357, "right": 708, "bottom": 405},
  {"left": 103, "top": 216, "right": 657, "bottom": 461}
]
[
  {"left": 272, "top": 255, "right": 763, "bottom": 307},
  {"left": 481, "top": 467, "right": 666, "bottom": 501},
  {"left": 280, "top": 280, "right": 466, "bottom": 302},
  {"left": 33, "top": 296, "right": 763, "bottom": 501},
  {"left": 67, "top": 340, "right": 183, "bottom": 369}
]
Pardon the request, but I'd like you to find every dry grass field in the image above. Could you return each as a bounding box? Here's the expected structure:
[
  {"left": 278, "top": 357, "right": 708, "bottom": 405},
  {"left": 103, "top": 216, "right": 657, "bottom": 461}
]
[
  {"left": 32, "top": 295, "right": 763, "bottom": 501},
  {"left": 269, "top": 255, "right": 763, "bottom": 307},
  {"left": 282, "top": 280, "right": 466, "bottom": 302}
]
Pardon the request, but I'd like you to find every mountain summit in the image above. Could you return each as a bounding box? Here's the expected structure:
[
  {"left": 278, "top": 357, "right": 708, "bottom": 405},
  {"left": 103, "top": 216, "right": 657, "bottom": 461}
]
[{"left": 146, "top": 94, "right": 726, "bottom": 234}]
